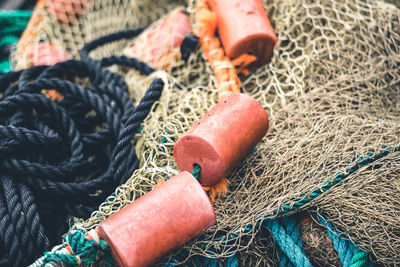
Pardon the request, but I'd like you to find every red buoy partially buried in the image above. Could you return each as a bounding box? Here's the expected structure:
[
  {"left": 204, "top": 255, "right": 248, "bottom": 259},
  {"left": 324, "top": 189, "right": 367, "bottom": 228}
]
[
  {"left": 98, "top": 171, "right": 216, "bottom": 267},
  {"left": 208, "top": 0, "right": 277, "bottom": 68},
  {"left": 125, "top": 10, "right": 192, "bottom": 69},
  {"left": 174, "top": 93, "right": 269, "bottom": 186}
]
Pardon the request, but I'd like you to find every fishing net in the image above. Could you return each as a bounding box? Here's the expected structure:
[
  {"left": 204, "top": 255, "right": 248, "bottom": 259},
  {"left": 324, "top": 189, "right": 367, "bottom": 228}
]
[
  {"left": 14, "top": 0, "right": 400, "bottom": 265},
  {"left": 299, "top": 214, "right": 341, "bottom": 267}
]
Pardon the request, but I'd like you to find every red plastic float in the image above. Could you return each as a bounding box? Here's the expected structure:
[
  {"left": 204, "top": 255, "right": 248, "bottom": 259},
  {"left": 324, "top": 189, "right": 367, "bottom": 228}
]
[
  {"left": 125, "top": 10, "right": 192, "bottom": 69},
  {"left": 87, "top": 3, "right": 273, "bottom": 266},
  {"left": 208, "top": 0, "right": 277, "bottom": 67},
  {"left": 174, "top": 93, "right": 269, "bottom": 186},
  {"left": 98, "top": 171, "right": 216, "bottom": 267}
]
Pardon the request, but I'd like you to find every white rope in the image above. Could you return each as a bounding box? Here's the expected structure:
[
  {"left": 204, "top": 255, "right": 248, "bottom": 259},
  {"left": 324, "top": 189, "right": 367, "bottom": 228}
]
[{"left": 29, "top": 244, "right": 69, "bottom": 267}]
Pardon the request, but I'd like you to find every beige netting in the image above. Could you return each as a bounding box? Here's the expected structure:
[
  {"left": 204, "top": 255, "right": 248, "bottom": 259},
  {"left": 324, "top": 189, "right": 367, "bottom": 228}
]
[
  {"left": 15, "top": 0, "right": 400, "bottom": 265},
  {"left": 298, "top": 214, "right": 341, "bottom": 267}
]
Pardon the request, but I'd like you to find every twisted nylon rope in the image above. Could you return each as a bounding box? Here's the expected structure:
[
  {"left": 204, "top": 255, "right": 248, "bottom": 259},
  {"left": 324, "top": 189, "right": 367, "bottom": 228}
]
[
  {"left": 317, "top": 214, "right": 370, "bottom": 267},
  {"left": 264, "top": 217, "right": 313, "bottom": 267},
  {"left": 41, "top": 229, "right": 113, "bottom": 266},
  {"left": 0, "top": 28, "right": 164, "bottom": 266}
]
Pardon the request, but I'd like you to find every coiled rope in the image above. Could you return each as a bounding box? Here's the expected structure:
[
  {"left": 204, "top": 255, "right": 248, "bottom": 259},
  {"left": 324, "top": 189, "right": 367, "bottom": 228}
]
[{"left": 0, "top": 28, "right": 164, "bottom": 266}]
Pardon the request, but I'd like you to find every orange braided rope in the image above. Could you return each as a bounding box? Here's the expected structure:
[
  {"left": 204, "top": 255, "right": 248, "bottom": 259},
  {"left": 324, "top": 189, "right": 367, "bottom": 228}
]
[{"left": 195, "top": 0, "right": 256, "bottom": 100}]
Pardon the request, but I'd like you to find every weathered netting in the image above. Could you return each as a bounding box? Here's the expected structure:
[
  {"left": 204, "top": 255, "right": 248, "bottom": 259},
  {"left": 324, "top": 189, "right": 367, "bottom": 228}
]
[{"left": 14, "top": 0, "right": 400, "bottom": 265}]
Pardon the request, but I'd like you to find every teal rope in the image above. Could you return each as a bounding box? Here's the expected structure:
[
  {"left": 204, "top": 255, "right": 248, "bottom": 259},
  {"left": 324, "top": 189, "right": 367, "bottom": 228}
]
[
  {"left": 225, "top": 254, "right": 239, "bottom": 267},
  {"left": 42, "top": 229, "right": 115, "bottom": 266},
  {"left": 350, "top": 250, "right": 369, "bottom": 267},
  {"left": 275, "top": 216, "right": 303, "bottom": 267},
  {"left": 0, "top": 10, "right": 31, "bottom": 22},
  {"left": 0, "top": 35, "right": 19, "bottom": 47},
  {"left": 317, "top": 214, "right": 371, "bottom": 267},
  {"left": 278, "top": 247, "right": 294, "bottom": 267},
  {"left": 0, "top": 10, "right": 31, "bottom": 73},
  {"left": 192, "top": 163, "right": 201, "bottom": 179},
  {"left": 0, "top": 59, "right": 12, "bottom": 73},
  {"left": 275, "top": 217, "right": 297, "bottom": 267},
  {"left": 264, "top": 218, "right": 313, "bottom": 267}
]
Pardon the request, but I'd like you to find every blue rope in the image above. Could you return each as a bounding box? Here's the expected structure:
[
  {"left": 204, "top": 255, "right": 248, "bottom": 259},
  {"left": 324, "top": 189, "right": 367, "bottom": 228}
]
[
  {"left": 316, "top": 214, "right": 372, "bottom": 267},
  {"left": 275, "top": 217, "right": 301, "bottom": 267},
  {"left": 264, "top": 217, "right": 313, "bottom": 267},
  {"left": 279, "top": 217, "right": 301, "bottom": 267},
  {"left": 166, "top": 213, "right": 373, "bottom": 267},
  {"left": 278, "top": 247, "right": 294, "bottom": 267},
  {"left": 317, "top": 214, "right": 354, "bottom": 266},
  {"left": 225, "top": 254, "right": 239, "bottom": 267}
]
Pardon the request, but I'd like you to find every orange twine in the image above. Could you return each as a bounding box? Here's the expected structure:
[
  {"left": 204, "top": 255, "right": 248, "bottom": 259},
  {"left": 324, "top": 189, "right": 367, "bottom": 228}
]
[
  {"left": 195, "top": 0, "right": 256, "bottom": 100},
  {"left": 195, "top": 0, "right": 256, "bottom": 201},
  {"left": 202, "top": 177, "right": 229, "bottom": 203},
  {"left": 156, "top": 178, "right": 165, "bottom": 186}
]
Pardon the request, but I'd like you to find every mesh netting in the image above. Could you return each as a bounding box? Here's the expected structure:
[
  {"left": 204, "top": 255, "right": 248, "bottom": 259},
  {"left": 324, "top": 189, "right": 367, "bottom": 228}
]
[
  {"left": 299, "top": 214, "right": 341, "bottom": 267},
  {"left": 14, "top": 0, "right": 400, "bottom": 265}
]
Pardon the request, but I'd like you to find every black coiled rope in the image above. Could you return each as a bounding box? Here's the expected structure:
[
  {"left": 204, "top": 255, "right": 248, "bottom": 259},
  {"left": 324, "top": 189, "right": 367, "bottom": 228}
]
[{"left": 0, "top": 28, "right": 164, "bottom": 266}]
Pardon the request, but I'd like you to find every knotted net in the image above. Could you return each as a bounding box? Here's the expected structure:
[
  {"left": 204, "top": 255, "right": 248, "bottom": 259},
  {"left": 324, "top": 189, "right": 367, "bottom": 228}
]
[{"left": 14, "top": 0, "right": 400, "bottom": 265}]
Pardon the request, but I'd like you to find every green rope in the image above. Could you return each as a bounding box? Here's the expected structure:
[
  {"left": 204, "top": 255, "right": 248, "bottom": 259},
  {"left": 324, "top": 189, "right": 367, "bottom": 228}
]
[
  {"left": 0, "top": 35, "right": 19, "bottom": 47},
  {"left": 192, "top": 164, "right": 201, "bottom": 179},
  {"left": 264, "top": 217, "right": 313, "bottom": 267},
  {"left": 42, "top": 229, "right": 115, "bottom": 266},
  {"left": 0, "top": 59, "right": 12, "bottom": 73},
  {"left": 316, "top": 213, "right": 372, "bottom": 267},
  {"left": 350, "top": 250, "right": 368, "bottom": 267},
  {"left": 0, "top": 10, "right": 31, "bottom": 73},
  {"left": 0, "top": 10, "right": 31, "bottom": 20}
]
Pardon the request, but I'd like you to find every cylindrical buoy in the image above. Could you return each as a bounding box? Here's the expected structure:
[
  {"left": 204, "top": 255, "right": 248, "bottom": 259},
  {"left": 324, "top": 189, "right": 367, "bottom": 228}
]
[
  {"left": 174, "top": 93, "right": 269, "bottom": 186},
  {"left": 97, "top": 171, "right": 216, "bottom": 267},
  {"left": 124, "top": 9, "right": 192, "bottom": 69},
  {"left": 208, "top": 0, "right": 277, "bottom": 68}
]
